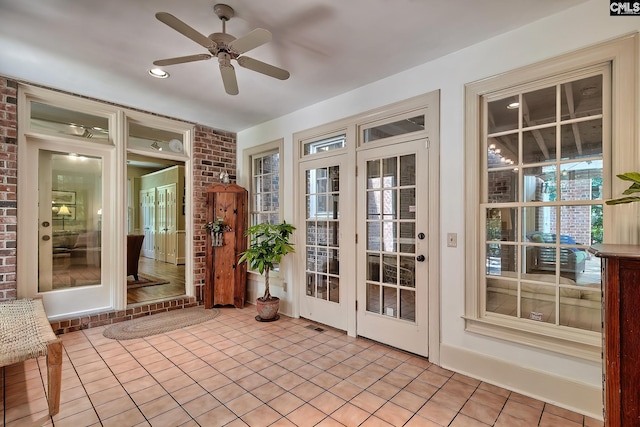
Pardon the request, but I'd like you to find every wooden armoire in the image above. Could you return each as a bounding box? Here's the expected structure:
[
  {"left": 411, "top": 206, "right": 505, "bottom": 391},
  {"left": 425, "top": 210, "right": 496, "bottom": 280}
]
[
  {"left": 591, "top": 244, "right": 640, "bottom": 426},
  {"left": 204, "top": 183, "right": 248, "bottom": 309}
]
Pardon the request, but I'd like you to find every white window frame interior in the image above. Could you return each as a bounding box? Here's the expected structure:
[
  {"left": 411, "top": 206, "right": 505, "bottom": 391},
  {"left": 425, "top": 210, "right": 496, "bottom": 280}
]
[
  {"left": 464, "top": 34, "right": 637, "bottom": 361},
  {"left": 357, "top": 108, "right": 428, "bottom": 149},
  {"left": 124, "top": 109, "right": 194, "bottom": 299},
  {"left": 242, "top": 139, "right": 284, "bottom": 281},
  {"left": 300, "top": 133, "right": 348, "bottom": 159},
  {"left": 301, "top": 133, "right": 348, "bottom": 219},
  {"left": 17, "top": 84, "right": 195, "bottom": 315}
]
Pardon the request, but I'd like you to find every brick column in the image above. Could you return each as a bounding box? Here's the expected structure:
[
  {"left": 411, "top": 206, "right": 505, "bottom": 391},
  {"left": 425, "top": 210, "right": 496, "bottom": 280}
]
[
  {"left": 0, "top": 78, "right": 18, "bottom": 300},
  {"left": 192, "top": 126, "right": 237, "bottom": 301}
]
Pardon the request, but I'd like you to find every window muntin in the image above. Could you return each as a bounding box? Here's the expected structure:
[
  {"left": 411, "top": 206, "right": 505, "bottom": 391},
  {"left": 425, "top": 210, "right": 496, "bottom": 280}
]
[
  {"left": 305, "top": 165, "right": 340, "bottom": 303},
  {"left": 481, "top": 72, "right": 605, "bottom": 334},
  {"left": 365, "top": 154, "right": 417, "bottom": 321},
  {"left": 250, "top": 151, "right": 280, "bottom": 226}
]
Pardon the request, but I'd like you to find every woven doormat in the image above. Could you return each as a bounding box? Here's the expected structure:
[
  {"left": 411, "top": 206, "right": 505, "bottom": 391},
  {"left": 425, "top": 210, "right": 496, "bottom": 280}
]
[{"left": 103, "top": 307, "right": 220, "bottom": 340}]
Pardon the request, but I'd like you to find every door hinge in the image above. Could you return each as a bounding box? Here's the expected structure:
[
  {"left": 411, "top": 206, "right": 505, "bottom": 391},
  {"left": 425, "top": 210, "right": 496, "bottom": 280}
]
[
  {"left": 355, "top": 234, "right": 358, "bottom": 244},
  {"left": 356, "top": 300, "right": 358, "bottom": 311},
  {"left": 355, "top": 166, "right": 358, "bottom": 177}
]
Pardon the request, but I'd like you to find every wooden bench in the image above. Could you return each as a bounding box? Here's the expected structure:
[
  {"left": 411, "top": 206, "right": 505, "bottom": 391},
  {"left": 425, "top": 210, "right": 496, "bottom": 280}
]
[{"left": 0, "top": 298, "right": 62, "bottom": 415}]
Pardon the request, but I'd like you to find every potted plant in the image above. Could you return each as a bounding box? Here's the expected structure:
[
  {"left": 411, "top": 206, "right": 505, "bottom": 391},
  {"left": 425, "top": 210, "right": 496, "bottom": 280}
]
[
  {"left": 238, "top": 221, "right": 295, "bottom": 321},
  {"left": 204, "top": 217, "right": 231, "bottom": 246},
  {"left": 606, "top": 172, "right": 640, "bottom": 205}
]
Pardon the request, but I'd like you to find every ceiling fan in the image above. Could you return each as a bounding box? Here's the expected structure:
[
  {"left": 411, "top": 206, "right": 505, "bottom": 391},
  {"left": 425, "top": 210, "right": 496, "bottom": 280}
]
[{"left": 153, "top": 4, "right": 290, "bottom": 95}]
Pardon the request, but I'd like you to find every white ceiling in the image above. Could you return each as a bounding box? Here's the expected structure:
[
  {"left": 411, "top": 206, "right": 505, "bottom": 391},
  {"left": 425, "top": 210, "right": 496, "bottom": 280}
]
[{"left": 0, "top": 0, "right": 586, "bottom": 133}]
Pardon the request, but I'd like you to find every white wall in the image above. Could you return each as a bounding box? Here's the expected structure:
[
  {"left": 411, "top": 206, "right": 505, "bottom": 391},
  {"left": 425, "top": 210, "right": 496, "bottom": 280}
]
[{"left": 238, "top": 0, "right": 638, "bottom": 417}]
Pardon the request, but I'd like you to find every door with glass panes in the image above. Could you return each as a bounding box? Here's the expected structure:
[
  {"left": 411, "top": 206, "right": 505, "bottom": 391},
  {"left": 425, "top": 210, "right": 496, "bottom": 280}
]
[
  {"left": 356, "top": 139, "right": 429, "bottom": 356},
  {"left": 26, "top": 142, "right": 112, "bottom": 318},
  {"left": 299, "top": 156, "right": 353, "bottom": 330}
]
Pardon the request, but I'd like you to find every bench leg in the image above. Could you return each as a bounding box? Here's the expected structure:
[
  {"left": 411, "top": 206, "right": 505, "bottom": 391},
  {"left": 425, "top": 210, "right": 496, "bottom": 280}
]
[{"left": 46, "top": 340, "right": 62, "bottom": 416}]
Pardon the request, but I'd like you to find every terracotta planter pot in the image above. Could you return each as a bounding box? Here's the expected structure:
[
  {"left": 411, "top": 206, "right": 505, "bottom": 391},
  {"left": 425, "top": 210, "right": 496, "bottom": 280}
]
[{"left": 256, "top": 297, "right": 279, "bottom": 321}]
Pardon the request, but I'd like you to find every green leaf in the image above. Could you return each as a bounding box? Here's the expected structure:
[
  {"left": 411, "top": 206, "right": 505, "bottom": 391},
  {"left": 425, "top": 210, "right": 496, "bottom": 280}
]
[
  {"left": 622, "top": 183, "right": 640, "bottom": 195},
  {"left": 606, "top": 196, "right": 640, "bottom": 205},
  {"left": 616, "top": 172, "right": 640, "bottom": 184}
]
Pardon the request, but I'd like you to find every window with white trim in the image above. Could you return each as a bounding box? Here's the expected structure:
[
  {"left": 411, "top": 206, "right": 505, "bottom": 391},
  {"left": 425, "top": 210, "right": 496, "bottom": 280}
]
[
  {"left": 243, "top": 140, "right": 283, "bottom": 272},
  {"left": 465, "top": 35, "right": 637, "bottom": 359},
  {"left": 250, "top": 150, "right": 280, "bottom": 226}
]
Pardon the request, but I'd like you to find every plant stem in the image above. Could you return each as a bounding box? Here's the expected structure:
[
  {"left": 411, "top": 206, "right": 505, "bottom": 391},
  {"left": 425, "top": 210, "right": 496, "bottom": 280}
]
[{"left": 263, "top": 266, "right": 270, "bottom": 300}]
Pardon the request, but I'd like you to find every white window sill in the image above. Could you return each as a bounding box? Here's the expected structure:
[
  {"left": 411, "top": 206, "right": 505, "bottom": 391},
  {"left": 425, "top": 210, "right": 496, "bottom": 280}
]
[{"left": 464, "top": 316, "right": 601, "bottom": 362}]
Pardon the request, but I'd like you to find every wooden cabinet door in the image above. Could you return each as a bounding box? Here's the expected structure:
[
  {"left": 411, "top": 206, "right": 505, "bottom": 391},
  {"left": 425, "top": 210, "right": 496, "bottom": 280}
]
[{"left": 205, "top": 184, "right": 248, "bottom": 308}]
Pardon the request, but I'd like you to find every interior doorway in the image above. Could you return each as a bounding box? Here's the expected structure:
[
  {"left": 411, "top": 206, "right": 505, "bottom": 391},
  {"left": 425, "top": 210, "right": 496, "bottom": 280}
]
[{"left": 126, "top": 153, "right": 186, "bottom": 304}]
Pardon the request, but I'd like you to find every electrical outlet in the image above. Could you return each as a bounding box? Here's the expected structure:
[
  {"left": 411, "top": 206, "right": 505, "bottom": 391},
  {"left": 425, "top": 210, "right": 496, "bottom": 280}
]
[{"left": 447, "top": 232, "right": 457, "bottom": 247}]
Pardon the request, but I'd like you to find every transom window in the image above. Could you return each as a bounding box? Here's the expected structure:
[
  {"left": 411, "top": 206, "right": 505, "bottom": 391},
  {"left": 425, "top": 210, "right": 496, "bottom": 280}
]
[{"left": 303, "top": 134, "right": 345, "bottom": 156}]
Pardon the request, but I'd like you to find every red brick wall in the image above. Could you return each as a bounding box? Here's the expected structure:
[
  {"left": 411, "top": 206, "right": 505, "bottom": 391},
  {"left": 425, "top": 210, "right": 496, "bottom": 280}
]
[
  {"left": 0, "top": 78, "right": 18, "bottom": 300},
  {"left": 0, "top": 76, "right": 237, "bottom": 309},
  {"left": 192, "top": 126, "right": 237, "bottom": 300}
]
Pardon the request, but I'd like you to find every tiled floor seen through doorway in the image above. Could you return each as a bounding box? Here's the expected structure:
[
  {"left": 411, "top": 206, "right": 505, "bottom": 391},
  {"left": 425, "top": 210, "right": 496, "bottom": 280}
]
[{"left": 2, "top": 306, "right": 603, "bottom": 426}]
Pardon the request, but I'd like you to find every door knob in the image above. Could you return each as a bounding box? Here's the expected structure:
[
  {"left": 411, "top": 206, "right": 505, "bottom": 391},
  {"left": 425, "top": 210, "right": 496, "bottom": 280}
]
[
  {"left": 416, "top": 254, "right": 425, "bottom": 262},
  {"left": 418, "top": 232, "right": 425, "bottom": 240}
]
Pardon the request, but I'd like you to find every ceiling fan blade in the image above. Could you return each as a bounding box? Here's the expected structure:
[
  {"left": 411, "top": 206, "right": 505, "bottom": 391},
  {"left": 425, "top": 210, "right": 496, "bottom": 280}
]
[
  {"left": 237, "top": 56, "right": 290, "bottom": 80},
  {"left": 156, "top": 12, "right": 216, "bottom": 49},
  {"left": 219, "top": 54, "right": 239, "bottom": 95},
  {"left": 228, "top": 28, "right": 271, "bottom": 55},
  {"left": 153, "top": 54, "right": 211, "bottom": 66}
]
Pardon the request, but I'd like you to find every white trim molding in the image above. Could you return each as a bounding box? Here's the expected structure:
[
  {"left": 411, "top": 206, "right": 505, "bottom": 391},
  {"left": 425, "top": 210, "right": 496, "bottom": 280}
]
[
  {"left": 464, "top": 33, "right": 638, "bottom": 359},
  {"left": 440, "top": 343, "right": 602, "bottom": 420}
]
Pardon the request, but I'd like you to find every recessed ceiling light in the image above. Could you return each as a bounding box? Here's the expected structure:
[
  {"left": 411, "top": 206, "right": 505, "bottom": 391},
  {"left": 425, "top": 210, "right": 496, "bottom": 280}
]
[
  {"left": 507, "top": 102, "right": 520, "bottom": 110},
  {"left": 148, "top": 68, "right": 169, "bottom": 79}
]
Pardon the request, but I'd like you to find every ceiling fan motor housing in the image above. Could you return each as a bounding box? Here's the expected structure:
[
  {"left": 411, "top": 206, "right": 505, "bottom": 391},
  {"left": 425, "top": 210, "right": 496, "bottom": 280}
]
[{"left": 209, "top": 32, "right": 236, "bottom": 56}]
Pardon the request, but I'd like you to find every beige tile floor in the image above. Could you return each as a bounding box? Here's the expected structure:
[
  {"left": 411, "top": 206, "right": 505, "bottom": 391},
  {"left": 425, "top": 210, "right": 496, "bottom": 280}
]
[{"left": 2, "top": 307, "right": 604, "bottom": 427}]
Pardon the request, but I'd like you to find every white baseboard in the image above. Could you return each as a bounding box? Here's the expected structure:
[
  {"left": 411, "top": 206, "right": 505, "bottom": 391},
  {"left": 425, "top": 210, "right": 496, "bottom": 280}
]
[{"left": 440, "top": 343, "right": 602, "bottom": 420}]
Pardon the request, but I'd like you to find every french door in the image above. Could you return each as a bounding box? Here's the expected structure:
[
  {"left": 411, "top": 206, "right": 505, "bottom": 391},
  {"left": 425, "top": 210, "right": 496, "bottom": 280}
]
[
  {"left": 23, "top": 140, "right": 114, "bottom": 319},
  {"left": 140, "top": 188, "right": 156, "bottom": 258},
  {"left": 356, "top": 139, "right": 429, "bottom": 356},
  {"left": 299, "top": 155, "right": 354, "bottom": 331}
]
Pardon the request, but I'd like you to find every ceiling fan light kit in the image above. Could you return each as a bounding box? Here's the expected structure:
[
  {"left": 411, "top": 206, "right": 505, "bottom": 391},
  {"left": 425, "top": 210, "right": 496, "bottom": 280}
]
[{"left": 154, "top": 4, "right": 290, "bottom": 95}]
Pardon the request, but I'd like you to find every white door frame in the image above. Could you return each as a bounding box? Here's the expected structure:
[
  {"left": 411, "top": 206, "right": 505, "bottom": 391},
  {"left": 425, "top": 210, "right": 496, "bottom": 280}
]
[
  {"left": 356, "top": 139, "right": 429, "bottom": 356},
  {"left": 16, "top": 84, "right": 195, "bottom": 320},
  {"left": 292, "top": 91, "right": 441, "bottom": 364},
  {"left": 297, "top": 153, "right": 356, "bottom": 332},
  {"left": 19, "top": 135, "right": 119, "bottom": 319}
]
